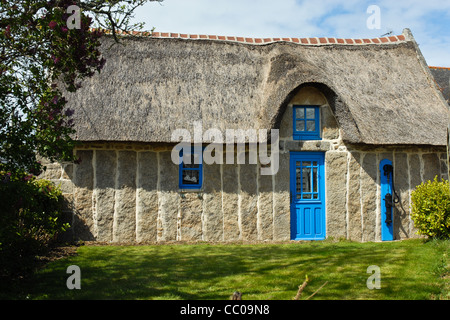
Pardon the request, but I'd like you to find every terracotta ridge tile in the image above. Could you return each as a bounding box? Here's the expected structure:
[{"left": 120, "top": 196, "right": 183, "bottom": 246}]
[
  {"left": 429, "top": 66, "right": 450, "bottom": 70},
  {"left": 89, "top": 28, "right": 409, "bottom": 46}
]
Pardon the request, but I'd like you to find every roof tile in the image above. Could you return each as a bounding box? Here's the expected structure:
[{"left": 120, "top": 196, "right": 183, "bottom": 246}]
[{"left": 90, "top": 28, "right": 410, "bottom": 47}]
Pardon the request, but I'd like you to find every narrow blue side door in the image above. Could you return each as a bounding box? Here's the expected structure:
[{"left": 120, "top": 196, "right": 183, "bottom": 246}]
[
  {"left": 290, "top": 152, "right": 326, "bottom": 240},
  {"left": 380, "top": 159, "right": 394, "bottom": 241}
]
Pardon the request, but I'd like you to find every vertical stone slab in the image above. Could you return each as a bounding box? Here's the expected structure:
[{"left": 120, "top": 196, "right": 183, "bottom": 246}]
[
  {"left": 408, "top": 153, "right": 422, "bottom": 238},
  {"left": 325, "top": 151, "right": 348, "bottom": 239},
  {"left": 203, "top": 162, "right": 223, "bottom": 241},
  {"left": 258, "top": 165, "right": 274, "bottom": 241},
  {"left": 273, "top": 152, "right": 290, "bottom": 241},
  {"left": 59, "top": 193, "right": 74, "bottom": 242},
  {"left": 440, "top": 152, "right": 449, "bottom": 181},
  {"left": 222, "top": 156, "right": 240, "bottom": 241},
  {"left": 409, "top": 154, "right": 422, "bottom": 190},
  {"left": 422, "top": 153, "right": 440, "bottom": 182},
  {"left": 158, "top": 151, "right": 179, "bottom": 241},
  {"left": 347, "top": 152, "right": 362, "bottom": 241},
  {"left": 360, "top": 153, "right": 377, "bottom": 242},
  {"left": 239, "top": 161, "right": 258, "bottom": 241},
  {"left": 73, "top": 150, "right": 95, "bottom": 240},
  {"left": 95, "top": 150, "right": 116, "bottom": 242},
  {"left": 113, "top": 150, "right": 137, "bottom": 242},
  {"left": 393, "top": 153, "right": 410, "bottom": 239},
  {"left": 180, "top": 192, "right": 203, "bottom": 241},
  {"left": 136, "top": 151, "right": 159, "bottom": 242}
]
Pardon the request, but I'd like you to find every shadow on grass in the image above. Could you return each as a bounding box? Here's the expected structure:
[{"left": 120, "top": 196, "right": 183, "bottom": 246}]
[{"left": 13, "top": 239, "right": 447, "bottom": 300}]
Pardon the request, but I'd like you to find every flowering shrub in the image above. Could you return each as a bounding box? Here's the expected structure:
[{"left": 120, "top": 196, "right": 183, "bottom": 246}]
[
  {"left": 411, "top": 176, "right": 450, "bottom": 239},
  {"left": 0, "top": 171, "right": 69, "bottom": 278},
  {"left": 0, "top": 1, "right": 107, "bottom": 175}
]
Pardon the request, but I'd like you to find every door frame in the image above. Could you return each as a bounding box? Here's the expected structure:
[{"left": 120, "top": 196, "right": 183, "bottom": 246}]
[{"left": 289, "top": 151, "right": 326, "bottom": 240}]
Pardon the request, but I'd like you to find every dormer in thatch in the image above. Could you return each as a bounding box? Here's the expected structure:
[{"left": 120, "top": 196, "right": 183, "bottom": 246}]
[{"left": 46, "top": 28, "right": 449, "bottom": 243}]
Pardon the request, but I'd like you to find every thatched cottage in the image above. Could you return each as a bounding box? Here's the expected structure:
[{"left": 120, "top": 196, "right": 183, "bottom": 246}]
[{"left": 43, "top": 28, "right": 449, "bottom": 243}]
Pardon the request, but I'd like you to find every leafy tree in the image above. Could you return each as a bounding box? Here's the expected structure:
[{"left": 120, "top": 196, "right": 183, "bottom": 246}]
[
  {"left": 0, "top": 0, "right": 161, "bottom": 278},
  {"left": 0, "top": 0, "right": 162, "bottom": 176}
]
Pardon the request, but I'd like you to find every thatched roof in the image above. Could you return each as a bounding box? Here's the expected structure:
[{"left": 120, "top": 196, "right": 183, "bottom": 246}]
[{"left": 64, "top": 28, "right": 449, "bottom": 146}]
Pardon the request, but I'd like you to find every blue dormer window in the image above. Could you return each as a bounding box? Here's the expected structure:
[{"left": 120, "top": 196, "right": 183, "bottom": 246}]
[
  {"left": 293, "top": 105, "right": 321, "bottom": 140},
  {"left": 179, "top": 146, "right": 203, "bottom": 189}
]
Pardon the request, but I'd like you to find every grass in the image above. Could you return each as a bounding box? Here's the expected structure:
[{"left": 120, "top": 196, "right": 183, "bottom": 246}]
[{"left": 4, "top": 239, "right": 450, "bottom": 300}]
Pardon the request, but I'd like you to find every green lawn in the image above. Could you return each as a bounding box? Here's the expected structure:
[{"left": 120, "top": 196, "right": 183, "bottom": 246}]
[{"left": 7, "top": 239, "right": 450, "bottom": 300}]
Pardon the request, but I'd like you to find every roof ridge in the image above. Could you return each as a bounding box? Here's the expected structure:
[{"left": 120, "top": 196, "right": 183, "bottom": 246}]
[
  {"left": 90, "top": 28, "right": 407, "bottom": 46},
  {"left": 429, "top": 66, "right": 450, "bottom": 70}
]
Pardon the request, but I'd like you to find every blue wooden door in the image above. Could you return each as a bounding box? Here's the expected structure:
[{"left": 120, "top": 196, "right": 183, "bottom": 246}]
[
  {"left": 290, "top": 152, "right": 326, "bottom": 240},
  {"left": 380, "top": 159, "right": 394, "bottom": 241}
]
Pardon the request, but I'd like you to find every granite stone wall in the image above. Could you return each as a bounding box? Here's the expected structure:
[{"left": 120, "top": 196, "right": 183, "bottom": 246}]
[{"left": 42, "top": 142, "right": 447, "bottom": 243}]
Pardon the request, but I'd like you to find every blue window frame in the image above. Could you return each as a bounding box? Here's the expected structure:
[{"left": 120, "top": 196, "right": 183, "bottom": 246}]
[
  {"left": 293, "top": 105, "right": 321, "bottom": 140},
  {"left": 179, "top": 146, "right": 203, "bottom": 189},
  {"left": 294, "top": 159, "right": 321, "bottom": 201}
]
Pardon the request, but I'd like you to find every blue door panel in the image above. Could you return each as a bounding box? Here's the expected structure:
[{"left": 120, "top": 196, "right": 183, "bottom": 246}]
[
  {"left": 314, "top": 208, "right": 322, "bottom": 235},
  {"left": 303, "top": 208, "right": 311, "bottom": 235},
  {"left": 380, "top": 159, "right": 394, "bottom": 241},
  {"left": 290, "top": 152, "right": 325, "bottom": 240}
]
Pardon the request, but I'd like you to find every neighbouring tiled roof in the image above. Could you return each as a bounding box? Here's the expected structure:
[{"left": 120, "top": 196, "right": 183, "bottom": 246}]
[
  {"left": 95, "top": 28, "right": 407, "bottom": 46},
  {"left": 429, "top": 66, "right": 450, "bottom": 104}
]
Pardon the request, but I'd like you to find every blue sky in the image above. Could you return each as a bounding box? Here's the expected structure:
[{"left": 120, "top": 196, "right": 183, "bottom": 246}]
[{"left": 131, "top": 0, "right": 450, "bottom": 67}]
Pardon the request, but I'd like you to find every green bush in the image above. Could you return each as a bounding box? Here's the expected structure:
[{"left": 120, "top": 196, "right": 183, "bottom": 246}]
[
  {"left": 411, "top": 176, "right": 450, "bottom": 239},
  {"left": 0, "top": 171, "right": 69, "bottom": 278}
]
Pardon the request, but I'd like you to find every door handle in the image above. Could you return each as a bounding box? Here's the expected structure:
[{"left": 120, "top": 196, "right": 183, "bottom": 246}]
[{"left": 384, "top": 193, "right": 393, "bottom": 225}]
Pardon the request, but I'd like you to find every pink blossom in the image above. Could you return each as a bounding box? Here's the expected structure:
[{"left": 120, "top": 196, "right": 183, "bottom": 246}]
[{"left": 5, "top": 25, "right": 11, "bottom": 38}]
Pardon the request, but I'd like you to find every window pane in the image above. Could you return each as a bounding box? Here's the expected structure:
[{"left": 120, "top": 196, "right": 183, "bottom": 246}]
[
  {"left": 313, "top": 167, "right": 318, "bottom": 192},
  {"left": 303, "top": 161, "right": 311, "bottom": 167},
  {"left": 183, "top": 152, "right": 201, "bottom": 168},
  {"left": 306, "top": 120, "right": 316, "bottom": 132},
  {"left": 313, "top": 194, "right": 318, "bottom": 199},
  {"left": 296, "top": 120, "right": 305, "bottom": 132},
  {"left": 182, "top": 170, "right": 200, "bottom": 184},
  {"left": 296, "top": 107, "right": 305, "bottom": 119},
  {"left": 296, "top": 168, "right": 301, "bottom": 193},
  {"left": 302, "top": 167, "right": 311, "bottom": 193},
  {"left": 306, "top": 108, "right": 315, "bottom": 119},
  {"left": 303, "top": 194, "right": 312, "bottom": 199}
]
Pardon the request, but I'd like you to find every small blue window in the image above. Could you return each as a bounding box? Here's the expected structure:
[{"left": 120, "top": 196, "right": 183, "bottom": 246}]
[
  {"left": 293, "top": 105, "right": 321, "bottom": 140},
  {"left": 179, "top": 146, "right": 203, "bottom": 189}
]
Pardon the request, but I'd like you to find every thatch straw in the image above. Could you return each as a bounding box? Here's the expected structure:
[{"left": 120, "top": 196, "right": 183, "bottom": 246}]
[{"left": 63, "top": 29, "right": 448, "bottom": 146}]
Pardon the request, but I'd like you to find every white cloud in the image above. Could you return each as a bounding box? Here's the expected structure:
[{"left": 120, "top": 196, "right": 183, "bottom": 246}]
[{"left": 131, "top": 0, "right": 450, "bottom": 66}]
